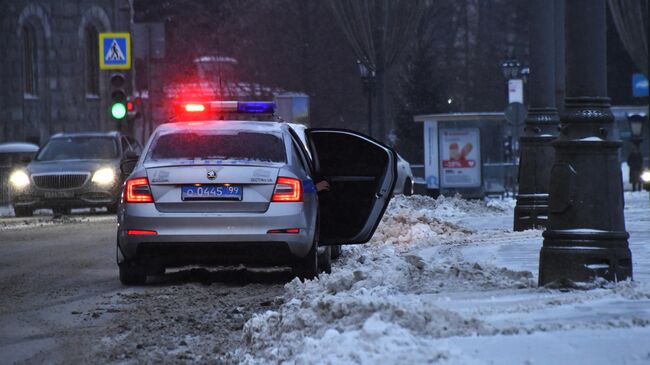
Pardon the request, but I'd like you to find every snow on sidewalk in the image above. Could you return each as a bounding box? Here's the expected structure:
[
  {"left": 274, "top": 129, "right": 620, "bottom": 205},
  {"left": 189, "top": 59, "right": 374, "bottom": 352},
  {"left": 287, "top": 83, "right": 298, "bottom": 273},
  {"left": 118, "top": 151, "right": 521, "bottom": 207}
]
[{"left": 236, "top": 193, "right": 650, "bottom": 364}]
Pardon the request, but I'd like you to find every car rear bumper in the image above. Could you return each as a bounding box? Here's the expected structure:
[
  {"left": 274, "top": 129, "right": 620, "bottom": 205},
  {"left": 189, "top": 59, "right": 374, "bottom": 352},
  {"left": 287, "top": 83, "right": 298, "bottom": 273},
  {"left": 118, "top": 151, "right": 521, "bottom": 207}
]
[{"left": 118, "top": 202, "right": 316, "bottom": 266}]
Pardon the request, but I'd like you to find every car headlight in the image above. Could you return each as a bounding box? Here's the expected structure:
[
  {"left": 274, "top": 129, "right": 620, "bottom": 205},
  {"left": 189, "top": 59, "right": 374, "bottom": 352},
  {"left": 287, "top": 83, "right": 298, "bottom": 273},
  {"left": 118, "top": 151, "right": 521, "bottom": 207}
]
[
  {"left": 9, "top": 170, "right": 30, "bottom": 189},
  {"left": 641, "top": 170, "right": 650, "bottom": 183},
  {"left": 92, "top": 168, "right": 116, "bottom": 185}
]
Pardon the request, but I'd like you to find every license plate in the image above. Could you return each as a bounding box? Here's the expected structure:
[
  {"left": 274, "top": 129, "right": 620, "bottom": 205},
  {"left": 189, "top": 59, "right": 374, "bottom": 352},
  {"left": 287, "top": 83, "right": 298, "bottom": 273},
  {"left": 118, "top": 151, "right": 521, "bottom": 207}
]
[
  {"left": 44, "top": 191, "right": 74, "bottom": 199},
  {"left": 181, "top": 185, "right": 242, "bottom": 201}
]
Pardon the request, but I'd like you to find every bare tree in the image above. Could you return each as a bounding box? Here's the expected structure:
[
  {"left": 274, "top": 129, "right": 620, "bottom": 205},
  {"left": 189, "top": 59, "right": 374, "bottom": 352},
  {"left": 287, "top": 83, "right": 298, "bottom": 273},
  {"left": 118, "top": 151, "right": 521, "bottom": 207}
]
[
  {"left": 608, "top": 0, "right": 648, "bottom": 76},
  {"left": 327, "top": 0, "right": 425, "bottom": 141}
]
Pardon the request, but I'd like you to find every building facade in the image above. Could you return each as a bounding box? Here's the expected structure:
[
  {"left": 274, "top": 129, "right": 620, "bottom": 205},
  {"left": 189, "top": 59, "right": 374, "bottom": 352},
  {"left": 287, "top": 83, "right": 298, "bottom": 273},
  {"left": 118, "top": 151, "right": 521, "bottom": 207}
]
[{"left": 0, "top": 0, "right": 132, "bottom": 145}]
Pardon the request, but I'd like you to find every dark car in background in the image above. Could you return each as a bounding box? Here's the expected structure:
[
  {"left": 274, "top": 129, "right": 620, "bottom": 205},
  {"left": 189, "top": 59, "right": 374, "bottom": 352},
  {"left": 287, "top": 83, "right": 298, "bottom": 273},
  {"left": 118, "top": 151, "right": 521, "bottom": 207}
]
[
  {"left": 0, "top": 142, "right": 39, "bottom": 205},
  {"left": 9, "top": 131, "right": 142, "bottom": 216}
]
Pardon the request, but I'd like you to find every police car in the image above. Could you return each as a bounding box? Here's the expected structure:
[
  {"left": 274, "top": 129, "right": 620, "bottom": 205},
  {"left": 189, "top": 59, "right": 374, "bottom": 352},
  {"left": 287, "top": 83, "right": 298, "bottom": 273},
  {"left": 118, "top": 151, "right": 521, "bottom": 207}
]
[{"left": 116, "top": 101, "right": 397, "bottom": 284}]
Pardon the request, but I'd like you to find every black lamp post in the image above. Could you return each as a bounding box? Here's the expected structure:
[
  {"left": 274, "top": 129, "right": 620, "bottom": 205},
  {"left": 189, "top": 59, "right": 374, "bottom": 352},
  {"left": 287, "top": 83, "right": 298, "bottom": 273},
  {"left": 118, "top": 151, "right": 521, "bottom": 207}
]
[
  {"left": 501, "top": 57, "right": 525, "bottom": 196},
  {"left": 539, "top": 0, "right": 632, "bottom": 286},
  {"left": 513, "top": 0, "right": 560, "bottom": 231},
  {"left": 357, "top": 60, "right": 376, "bottom": 137}
]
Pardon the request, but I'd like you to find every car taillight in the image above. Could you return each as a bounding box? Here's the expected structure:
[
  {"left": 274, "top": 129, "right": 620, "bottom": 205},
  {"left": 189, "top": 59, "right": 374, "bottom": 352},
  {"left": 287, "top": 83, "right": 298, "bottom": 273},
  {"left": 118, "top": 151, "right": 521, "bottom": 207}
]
[
  {"left": 267, "top": 228, "right": 300, "bottom": 234},
  {"left": 125, "top": 177, "right": 153, "bottom": 203},
  {"left": 271, "top": 177, "right": 302, "bottom": 202},
  {"left": 127, "top": 229, "right": 157, "bottom": 235}
]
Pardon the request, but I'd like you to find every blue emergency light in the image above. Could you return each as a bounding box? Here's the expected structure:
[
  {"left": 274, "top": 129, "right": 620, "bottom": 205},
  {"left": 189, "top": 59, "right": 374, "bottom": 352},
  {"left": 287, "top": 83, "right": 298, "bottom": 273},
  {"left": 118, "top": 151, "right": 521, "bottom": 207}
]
[{"left": 237, "top": 102, "right": 275, "bottom": 114}]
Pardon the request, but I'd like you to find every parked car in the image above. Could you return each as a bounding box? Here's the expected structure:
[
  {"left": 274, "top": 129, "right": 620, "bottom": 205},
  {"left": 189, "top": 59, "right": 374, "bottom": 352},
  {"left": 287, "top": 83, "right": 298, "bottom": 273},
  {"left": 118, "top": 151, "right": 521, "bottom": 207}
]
[
  {"left": 116, "top": 120, "right": 397, "bottom": 285},
  {"left": 0, "top": 142, "right": 39, "bottom": 205},
  {"left": 9, "top": 132, "right": 142, "bottom": 216},
  {"left": 394, "top": 154, "right": 414, "bottom": 196}
]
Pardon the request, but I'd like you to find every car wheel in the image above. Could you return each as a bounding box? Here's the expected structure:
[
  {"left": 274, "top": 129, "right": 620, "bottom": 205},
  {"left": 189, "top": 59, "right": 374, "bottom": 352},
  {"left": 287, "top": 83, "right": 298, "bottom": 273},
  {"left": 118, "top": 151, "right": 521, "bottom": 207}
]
[
  {"left": 13, "top": 206, "right": 33, "bottom": 217},
  {"left": 404, "top": 179, "right": 413, "bottom": 196},
  {"left": 52, "top": 206, "right": 71, "bottom": 215},
  {"left": 119, "top": 263, "right": 147, "bottom": 285},
  {"left": 318, "top": 245, "right": 332, "bottom": 274},
  {"left": 292, "top": 241, "right": 318, "bottom": 281},
  {"left": 107, "top": 202, "right": 118, "bottom": 214},
  {"left": 331, "top": 244, "right": 342, "bottom": 260}
]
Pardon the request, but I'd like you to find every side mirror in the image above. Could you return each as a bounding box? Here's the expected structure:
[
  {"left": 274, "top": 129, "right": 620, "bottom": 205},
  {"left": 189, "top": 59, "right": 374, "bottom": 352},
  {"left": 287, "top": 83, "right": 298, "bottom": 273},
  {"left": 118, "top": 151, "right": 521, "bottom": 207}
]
[{"left": 120, "top": 152, "right": 140, "bottom": 176}]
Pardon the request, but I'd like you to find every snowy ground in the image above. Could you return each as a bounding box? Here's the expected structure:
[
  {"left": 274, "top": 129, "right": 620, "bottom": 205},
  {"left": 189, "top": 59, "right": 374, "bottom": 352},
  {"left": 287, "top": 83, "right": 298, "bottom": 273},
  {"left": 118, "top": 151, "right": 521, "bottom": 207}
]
[
  {"left": 1, "top": 193, "right": 649, "bottom": 364},
  {"left": 234, "top": 193, "right": 650, "bottom": 364}
]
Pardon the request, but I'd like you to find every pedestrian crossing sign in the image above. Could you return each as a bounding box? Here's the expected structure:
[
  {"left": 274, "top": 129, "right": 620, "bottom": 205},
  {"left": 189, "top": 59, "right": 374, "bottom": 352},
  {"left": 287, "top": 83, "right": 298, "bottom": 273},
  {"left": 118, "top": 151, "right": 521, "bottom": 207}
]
[{"left": 99, "top": 32, "right": 131, "bottom": 70}]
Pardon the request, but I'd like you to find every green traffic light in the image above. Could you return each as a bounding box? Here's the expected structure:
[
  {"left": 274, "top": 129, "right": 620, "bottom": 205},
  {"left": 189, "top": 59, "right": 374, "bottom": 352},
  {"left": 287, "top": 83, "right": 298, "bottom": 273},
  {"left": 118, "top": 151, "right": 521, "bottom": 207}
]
[{"left": 111, "top": 102, "right": 127, "bottom": 120}]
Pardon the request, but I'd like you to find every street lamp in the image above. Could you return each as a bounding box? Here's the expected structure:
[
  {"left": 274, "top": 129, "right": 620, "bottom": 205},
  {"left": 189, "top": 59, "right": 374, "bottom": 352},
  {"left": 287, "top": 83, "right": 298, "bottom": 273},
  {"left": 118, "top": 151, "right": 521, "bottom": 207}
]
[
  {"left": 627, "top": 113, "right": 646, "bottom": 142},
  {"left": 501, "top": 58, "right": 521, "bottom": 80},
  {"left": 357, "top": 60, "right": 376, "bottom": 137}
]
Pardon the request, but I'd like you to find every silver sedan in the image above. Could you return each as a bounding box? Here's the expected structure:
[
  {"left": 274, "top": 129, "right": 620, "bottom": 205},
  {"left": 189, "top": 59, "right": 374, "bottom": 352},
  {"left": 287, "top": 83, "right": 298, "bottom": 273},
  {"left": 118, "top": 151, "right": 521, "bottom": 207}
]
[{"left": 116, "top": 121, "right": 396, "bottom": 285}]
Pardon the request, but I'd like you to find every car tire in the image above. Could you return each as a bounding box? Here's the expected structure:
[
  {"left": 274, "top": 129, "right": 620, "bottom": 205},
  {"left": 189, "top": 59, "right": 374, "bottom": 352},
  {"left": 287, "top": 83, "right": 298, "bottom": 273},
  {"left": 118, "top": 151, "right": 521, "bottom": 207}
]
[
  {"left": 292, "top": 242, "right": 318, "bottom": 281},
  {"left": 13, "top": 206, "right": 33, "bottom": 217},
  {"left": 331, "top": 244, "right": 342, "bottom": 260},
  {"left": 119, "top": 263, "right": 147, "bottom": 285},
  {"left": 107, "top": 202, "right": 118, "bottom": 214},
  {"left": 318, "top": 245, "right": 332, "bottom": 274},
  {"left": 404, "top": 179, "right": 413, "bottom": 196},
  {"left": 52, "top": 206, "right": 71, "bottom": 216}
]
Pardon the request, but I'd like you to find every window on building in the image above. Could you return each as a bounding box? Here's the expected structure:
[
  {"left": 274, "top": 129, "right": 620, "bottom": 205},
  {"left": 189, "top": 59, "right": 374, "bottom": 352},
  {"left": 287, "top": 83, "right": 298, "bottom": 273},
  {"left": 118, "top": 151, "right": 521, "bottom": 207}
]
[
  {"left": 85, "top": 26, "right": 99, "bottom": 96},
  {"left": 23, "top": 26, "right": 37, "bottom": 96}
]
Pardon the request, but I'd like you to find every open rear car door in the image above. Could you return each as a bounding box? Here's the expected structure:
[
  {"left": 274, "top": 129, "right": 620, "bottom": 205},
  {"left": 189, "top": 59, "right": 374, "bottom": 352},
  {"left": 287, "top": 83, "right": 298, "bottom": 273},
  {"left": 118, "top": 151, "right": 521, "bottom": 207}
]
[{"left": 305, "top": 129, "right": 397, "bottom": 245}]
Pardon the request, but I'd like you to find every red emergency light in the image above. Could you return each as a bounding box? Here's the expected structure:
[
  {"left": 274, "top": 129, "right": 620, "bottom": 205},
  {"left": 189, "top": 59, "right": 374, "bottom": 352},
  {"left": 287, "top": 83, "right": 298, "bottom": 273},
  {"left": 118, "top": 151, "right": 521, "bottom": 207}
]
[{"left": 185, "top": 103, "right": 206, "bottom": 112}]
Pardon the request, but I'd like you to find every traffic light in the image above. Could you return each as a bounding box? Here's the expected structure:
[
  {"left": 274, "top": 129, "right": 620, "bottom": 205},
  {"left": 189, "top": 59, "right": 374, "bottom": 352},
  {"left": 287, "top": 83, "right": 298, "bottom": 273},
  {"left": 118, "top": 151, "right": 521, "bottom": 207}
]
[
  {"left": 110, "top": 73, "right": 127, "bottom": 120},
  {"left": 126, "top": 96, "right": 141, "bottom": 120}
]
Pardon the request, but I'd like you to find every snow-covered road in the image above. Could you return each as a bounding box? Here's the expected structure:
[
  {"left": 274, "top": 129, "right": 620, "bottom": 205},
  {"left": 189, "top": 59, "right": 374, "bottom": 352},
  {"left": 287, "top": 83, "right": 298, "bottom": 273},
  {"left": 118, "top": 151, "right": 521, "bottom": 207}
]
[{"left": 238, "top": 193, "right": 650, "bottom": 364}]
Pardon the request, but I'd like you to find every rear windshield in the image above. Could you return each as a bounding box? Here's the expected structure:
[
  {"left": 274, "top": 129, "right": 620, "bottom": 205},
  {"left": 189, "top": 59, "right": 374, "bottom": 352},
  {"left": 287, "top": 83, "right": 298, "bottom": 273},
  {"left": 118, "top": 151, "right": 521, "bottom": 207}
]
[
  {"left": 147, "top": 131, "right": 286, "bottom": 163},
  {"left": 36, "top": 137, "right": 118, "bottom": 161}
]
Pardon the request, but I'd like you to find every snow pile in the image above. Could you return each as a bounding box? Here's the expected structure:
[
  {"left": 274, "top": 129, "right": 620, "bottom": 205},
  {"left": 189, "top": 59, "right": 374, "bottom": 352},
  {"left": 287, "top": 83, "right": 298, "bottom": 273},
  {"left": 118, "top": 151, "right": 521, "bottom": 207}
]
[
  {"left": 371, "top": 195, "right": 511, "bottom": 249},
  {"left": 390, "top": 194, "right": 509, "bottom": 219},
  {"left": 236, "top": 195, "right": 535, "bottom": 364},
  {"left": 235, "top": 193, "right": 650, "bottom": 364}
]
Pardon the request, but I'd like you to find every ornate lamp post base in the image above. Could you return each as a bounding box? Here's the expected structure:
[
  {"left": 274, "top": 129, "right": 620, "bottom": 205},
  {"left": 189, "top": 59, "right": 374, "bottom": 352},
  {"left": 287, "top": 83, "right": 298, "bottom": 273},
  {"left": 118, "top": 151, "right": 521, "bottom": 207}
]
[
  {"left": 514, "top": 135, "right": 556, "bottom": 231},
  {"left": 514, "top": 107, "right": 558, "bottom": 232},
  {"left": 538, "top": 99, "right": 632, "bottom": 285},
  {"left": 540, "top": 230, "right": 632, "bottom": 285}
]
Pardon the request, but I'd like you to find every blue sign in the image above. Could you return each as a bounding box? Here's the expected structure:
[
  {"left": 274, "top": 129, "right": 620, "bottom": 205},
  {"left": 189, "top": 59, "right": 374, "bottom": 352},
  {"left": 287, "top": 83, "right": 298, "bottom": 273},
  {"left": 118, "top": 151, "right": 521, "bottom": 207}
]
[
  {"left": 632, "top": 73, "right": 648, "bottom": 97},
  {"left": 99, "top": 33, "right": 131, "bottom": 70}
]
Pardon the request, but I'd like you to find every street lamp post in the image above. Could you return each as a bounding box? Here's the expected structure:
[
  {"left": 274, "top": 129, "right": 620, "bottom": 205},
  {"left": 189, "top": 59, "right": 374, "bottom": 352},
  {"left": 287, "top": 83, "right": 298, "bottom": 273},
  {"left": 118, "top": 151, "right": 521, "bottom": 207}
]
[
  {"left": 513, "top": 0, "right": 560, "bottom": 231},
  {"left": 539, "top": 0, "right": 632, "bottom": 286},
  {"left": 357, "top": 60, "right": 376, "bottom": 137},
  {"left": 501, "top": 58, "right": 525, "bottom": 196},
  {"left": 627, "top": 113, "right": 646, "bottom": 192}
]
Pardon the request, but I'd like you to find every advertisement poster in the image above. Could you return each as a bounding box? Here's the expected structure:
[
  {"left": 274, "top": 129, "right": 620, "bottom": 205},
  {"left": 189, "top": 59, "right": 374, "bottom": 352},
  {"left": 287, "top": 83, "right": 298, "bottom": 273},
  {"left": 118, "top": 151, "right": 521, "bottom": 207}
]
[{"left": 439, "top": 128, "right": 481, "bottom": 188}]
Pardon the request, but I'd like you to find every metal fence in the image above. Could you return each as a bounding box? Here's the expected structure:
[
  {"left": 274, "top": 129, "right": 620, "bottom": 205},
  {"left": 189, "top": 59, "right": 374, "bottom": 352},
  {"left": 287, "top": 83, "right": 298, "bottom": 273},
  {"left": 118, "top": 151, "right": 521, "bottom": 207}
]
[{"left": 483, "top": 162, "right": 518, "bottom": 197}]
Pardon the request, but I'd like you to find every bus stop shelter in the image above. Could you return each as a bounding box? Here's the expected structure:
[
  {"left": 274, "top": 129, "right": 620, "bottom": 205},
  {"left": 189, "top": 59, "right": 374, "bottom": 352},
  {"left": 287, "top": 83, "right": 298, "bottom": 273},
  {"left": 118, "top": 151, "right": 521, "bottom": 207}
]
[{"left": 413, "top": 112, "right": 513, "bottom": 199}]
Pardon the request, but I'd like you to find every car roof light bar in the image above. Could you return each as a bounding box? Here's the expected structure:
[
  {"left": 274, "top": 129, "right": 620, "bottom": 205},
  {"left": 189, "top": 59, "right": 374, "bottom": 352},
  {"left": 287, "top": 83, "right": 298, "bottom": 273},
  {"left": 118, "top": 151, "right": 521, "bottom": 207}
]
[{"left": 177, "top": 101, "right": 275, "bottom": 113}]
